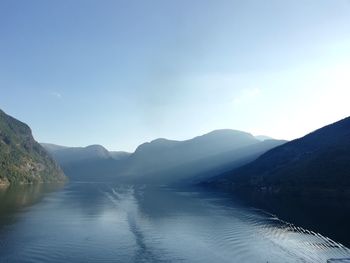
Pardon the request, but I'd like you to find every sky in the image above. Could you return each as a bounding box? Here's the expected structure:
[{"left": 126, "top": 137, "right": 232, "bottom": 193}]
[{"left": 1, "top": 0, "right": 350, "bottom": 152}]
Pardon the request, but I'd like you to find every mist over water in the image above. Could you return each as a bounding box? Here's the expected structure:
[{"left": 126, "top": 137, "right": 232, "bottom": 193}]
[{"left": 0, "top": 183, "right": 349, "bottom": 263}]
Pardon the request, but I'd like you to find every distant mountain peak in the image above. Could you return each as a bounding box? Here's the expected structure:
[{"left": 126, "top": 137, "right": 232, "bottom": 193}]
[
  {"left": 206, "top": 129, "right": 251, "bottom": 135},
  {"left": 150, "top": 138, "right": 177, "bottom": 144},
  {"left": 135, "top": 138, "right": 178, "bottom": 153},
  {"left": 85, "top": 144, "right": 109, "bottom": 152},
  {"left": 42, "top": 142, "right": 130, "bottom": 165},
  {"left": 194, "top": 129, "right": 254, "bottom": 139}
]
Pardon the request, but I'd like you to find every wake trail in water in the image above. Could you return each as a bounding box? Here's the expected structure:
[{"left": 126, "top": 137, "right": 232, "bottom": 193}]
[
  {"left": 105, "top": 186, "right": 172, "bottom": 263},
  {"left": 240, "top": 208, "right": 350, "bottom": 262},
  {"left": 104, "top": 186, "right": 350, "bottom": 263}
]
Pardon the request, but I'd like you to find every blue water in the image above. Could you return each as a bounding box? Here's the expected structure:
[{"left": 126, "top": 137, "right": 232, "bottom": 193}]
[{"left": 0, "top": 182, "right": 349, "bottom": 262}]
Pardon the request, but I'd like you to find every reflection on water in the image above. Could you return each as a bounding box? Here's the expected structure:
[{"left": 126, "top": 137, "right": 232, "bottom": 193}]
[
  {"left": 0, "top": 183, "right": 64, "bottom": 228},
  {"left": 0, "top": 182, "right": 350, "bottom": 262}
]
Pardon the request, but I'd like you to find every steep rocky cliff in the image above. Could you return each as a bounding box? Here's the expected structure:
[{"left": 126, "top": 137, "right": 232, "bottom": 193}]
[{"left": 0, "top": 109, "right": 66, "bottom": 185}]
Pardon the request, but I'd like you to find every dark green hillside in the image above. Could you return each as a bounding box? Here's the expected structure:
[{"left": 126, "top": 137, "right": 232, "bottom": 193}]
[
  {"left": 210, "top": 116, "right": 350, "bottom": 197},
  {"left": 0, "top": 109, "right": 66, "bottom": 185}
]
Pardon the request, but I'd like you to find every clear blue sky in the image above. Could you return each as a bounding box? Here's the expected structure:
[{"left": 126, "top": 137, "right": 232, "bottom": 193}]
[{"left": 1, "top": 0, "right": 350, "bottom": 151}]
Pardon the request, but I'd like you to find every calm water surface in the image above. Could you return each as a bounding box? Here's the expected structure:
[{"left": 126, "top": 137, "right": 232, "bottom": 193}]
[{"left": 0, "top": 182, "right": 349, "bottom": 263}]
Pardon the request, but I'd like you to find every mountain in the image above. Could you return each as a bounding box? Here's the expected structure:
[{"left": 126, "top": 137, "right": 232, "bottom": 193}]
[
  {"left": 168, "top": 138, "right": 287, "bottom": 185},
  {"left": 120, "top": 130, "right": 286, "bottom": 185},
  {"left": 42, "top": 143, "right": 130, "bottom": 181},
  {"left": 41, "top": 144, "right": 124, "bottom": 165},
  {"left": 42, "top": 143, "right": 132, "bottom": 165},
  {"left": 109, "top": 151, "right": 132, "bottom": 161},
  {"left": 209, "top": 116, "right": 350, "bottom": 198},
  {"left": 255, "top": 135, "right": 274, "bottom": 141},
  {"left": 42, "top": 129, "right": 285, "bottom": 184},
  {"left": 0, "top": 109, "right": 66, "bottom": 185},
  {"left": 40, "top": 143, "right": 68, "bottom": 153}
]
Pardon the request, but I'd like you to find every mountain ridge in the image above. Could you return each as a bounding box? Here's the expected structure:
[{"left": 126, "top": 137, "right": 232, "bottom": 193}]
[
  {"left": 43, "top": 129, "right": 286, "bottom": 184},
  {"left": 207, "top": 116, "right": 350, "bottom": 197},
  {"left": 41, "top": 143, "right": 131, "bottom": 164},
  {"left": 0, "top": 109, "right": 66, "bottom": 185}
]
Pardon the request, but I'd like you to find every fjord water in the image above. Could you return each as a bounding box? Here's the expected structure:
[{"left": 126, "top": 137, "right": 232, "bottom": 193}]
[{"left": 0, "top": 183, "right": 349, "bottom": 263}]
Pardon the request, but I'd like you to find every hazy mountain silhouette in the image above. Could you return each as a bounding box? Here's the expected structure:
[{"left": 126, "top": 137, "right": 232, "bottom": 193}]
[
  {"left": 109, "top": 151, "right": 132, "bottom": 160},
  {"left": 255, "top": 135, "right": 274, "bottom": 141},
  {"left": 41, "top": 144, "right": 130, "bottom": 164},
  {"left": 0, "top": 109, "right": 66, "bottom": 184},
  {"left": 208, "top": 116, "right": 350, "bottom": 198},
  {"left": 43, "top": 130, "right": 286, "bottom": 185},
  {"left": 119, "top": 130, "right": 286, "bottom": 185},
  {"left": 42, "top": 144, "right": 130, "bottom": 181}
]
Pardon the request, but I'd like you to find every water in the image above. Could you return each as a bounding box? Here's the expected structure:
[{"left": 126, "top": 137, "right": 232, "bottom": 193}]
[{"left": 0, "top": 182, "right": 349, "bottom": 263}]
